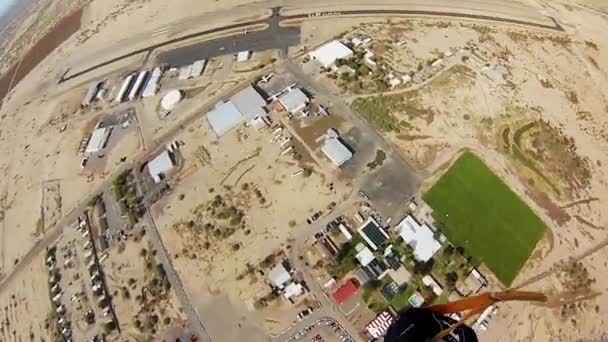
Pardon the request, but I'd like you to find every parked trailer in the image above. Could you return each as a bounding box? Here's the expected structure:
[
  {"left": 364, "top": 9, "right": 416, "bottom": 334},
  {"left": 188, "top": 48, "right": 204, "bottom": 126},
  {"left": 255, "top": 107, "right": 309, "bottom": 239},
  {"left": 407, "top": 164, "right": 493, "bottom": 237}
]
[
  {"left": 114, "top": 74, "right": 135, "bottom": 103},
  {"left": 127, "top": 70, "right": 149, "bottom": 101},
  {"left": 82, "top": 81, "right": 102, "bottom": 108},
  {"left": 142, "top": 67, "right": 163, "bottom": 98},
  {"left": 189, "top": 59, "right": 207, "bottom": 78}
]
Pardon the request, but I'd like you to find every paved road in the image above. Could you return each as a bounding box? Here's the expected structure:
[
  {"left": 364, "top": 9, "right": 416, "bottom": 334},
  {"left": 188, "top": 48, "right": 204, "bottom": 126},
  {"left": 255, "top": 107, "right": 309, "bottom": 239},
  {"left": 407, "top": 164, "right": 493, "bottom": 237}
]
[{"left": 60, "top": 5, "right": 563, "bottom": 83}]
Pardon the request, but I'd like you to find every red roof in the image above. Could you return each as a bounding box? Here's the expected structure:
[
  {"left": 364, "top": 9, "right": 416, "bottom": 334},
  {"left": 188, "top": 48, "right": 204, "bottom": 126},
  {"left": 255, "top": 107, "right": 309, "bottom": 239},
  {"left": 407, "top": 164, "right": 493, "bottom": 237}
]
[{"left": 332, "top": 278, "right": 359, "bottom": 304}]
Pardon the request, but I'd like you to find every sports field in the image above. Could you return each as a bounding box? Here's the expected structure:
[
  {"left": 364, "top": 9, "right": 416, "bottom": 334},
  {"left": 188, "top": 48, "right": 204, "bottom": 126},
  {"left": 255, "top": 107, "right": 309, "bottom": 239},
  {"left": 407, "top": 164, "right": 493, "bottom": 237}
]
[{"left": 423, "top": 152, "right": 546, "bottom": 286}]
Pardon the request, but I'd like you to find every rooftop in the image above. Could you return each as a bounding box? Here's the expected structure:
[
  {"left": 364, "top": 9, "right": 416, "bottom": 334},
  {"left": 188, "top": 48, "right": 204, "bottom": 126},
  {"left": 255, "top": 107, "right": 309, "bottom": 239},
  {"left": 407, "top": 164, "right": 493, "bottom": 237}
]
[
  {"left": 283, "top": 282, "right": 304, "bottom": 300},
  {"left": 230, "top": 85, "right": 267, "bottom": 121},
  {"left": 332, "top": 278, "right": 359, "bottom": 304},
  {"left": 357, "top": 217, "right": 389, "bottom": 251},
  {"left": 365, "top": 311, "right": 394, "bottom": 339},
  {"left": 278, "top": 88, "right": 309, "bottom": 114},
  {"left": 148, "top": 150, "right": 175, "bottom": 183},
  {"left": 355, "top": 244, "right": 375, "bottom": 267},
  {"left": 321, "top": 138, "right": 352, "bottom": 167},
  {"left": 422, "top": 275, "right": 443, "bottom": 296},
  {"left": 206, "top": 101, "right": 244, "bottom": 137},
  {"left": 85, "top": 127, "right": 111, "bottom": 154},
  {"left": 395, "top": 215, "right": 442, "bottom": 262},
  {"left": 268, "top": 263, "right": 291, "bottom": 288},
  {"left": 309, "top": 40, "right": 354, "bottom": 68}
]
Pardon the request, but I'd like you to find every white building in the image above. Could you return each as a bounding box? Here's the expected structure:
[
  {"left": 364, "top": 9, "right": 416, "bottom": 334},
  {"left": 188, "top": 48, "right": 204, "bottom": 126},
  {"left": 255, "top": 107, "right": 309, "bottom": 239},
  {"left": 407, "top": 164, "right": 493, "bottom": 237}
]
[
  {"left": 308, "top": 40, "right": 354, "bottom": 68},
  {"left": 422, "top": 275, "right": 443, "bottom": 296},
  {"left": 147, "top": 150, "right": 175, "bottom": 183},
  {"left": 206, "top": 85, "right": 267, "bottom": 137},
  {"left": 237, "top": 51, "right": 251, "bottom": 62},
  {"left": 85, "top": 127, "right": 112, "bottom": 154},
  {"left": 322, "top": 138, "right": 352, "bottom": 167},
  {"left": 142, "top": 67, "right": 163, "bottom": 98},
  {"left": 278, "top": 88, "right": 309, "bottom": 114},
  {"left": 283, "top": 282, "right": 304, "bottom": 301},
  {"left": 355, "top": 244, "right": 375, "bottom": 267},
  {"left": 395, "top": 215, "right": 441, "bottom": 262},
  {"left": 269, "top": 263, "right": 291, "bottom": 289}
]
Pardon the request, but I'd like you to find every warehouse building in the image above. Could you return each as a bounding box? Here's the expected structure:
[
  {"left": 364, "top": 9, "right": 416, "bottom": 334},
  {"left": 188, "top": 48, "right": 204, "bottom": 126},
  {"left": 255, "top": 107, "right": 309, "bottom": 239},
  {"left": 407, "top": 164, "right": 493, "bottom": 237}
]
[
  {"left": 206, "top": 85, "right": 268, "bottom": 137},
  {"left": 308, "top": 40, "right": 354, "bottom": 68},
  {"left": 85, "top": 127, "right": 112, "bottom": 154}
]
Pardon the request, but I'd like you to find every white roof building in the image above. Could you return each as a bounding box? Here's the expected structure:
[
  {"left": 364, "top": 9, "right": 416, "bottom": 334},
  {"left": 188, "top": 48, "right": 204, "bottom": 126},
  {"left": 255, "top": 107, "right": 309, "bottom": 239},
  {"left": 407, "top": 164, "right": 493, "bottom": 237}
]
[
  {"left": 148, "top": 150, "right": 175, "bottom": 183},
  {"left": 283, "top": 282, "right": 304, "bottom": 300},
  {"left": 85, "top": 127, "right": 112, "bottom": 154},
  {"left": 355, "top": 244, "right": 375, "bottom": 267},
  {"left": 160, "top": 90, "right": 183, "bottom": 113},
  {"left": 322, "top": 138, "right": 352, "bottom": 167},
  {"left": 231, "top": 86, "right": 267, "bottom": 121},
  {"left": 278, "top": 88, "right": 309, "bottom": 114},
  {"left": 142, "top": 67, "right": 163, "bottom": 98},
  {"left": 269, "top": 263, "right": 291, "bottom": 288},
  {"left": 206, "top": 101, "right": 244, "bottom": 137},
  {"left": 422, "top": 275, "right": 443, "bottom": 296},
  {"left": 206, "top": 86, "right": 268, "bottom": 137},
  {"left": 308, "top": 40, "right": 354, "bottom": 68},
  {"left": 338, "top": 223, "right": 353, "bottom": 241},
  {"left": 178, "top": 65, "right": 192, "bottom": 80},
  {"left": 395, "top": 215, "right": 442, "bottom": 262},
  {"left": 237, "top": 51, "right": 251, "bottom": 62}
]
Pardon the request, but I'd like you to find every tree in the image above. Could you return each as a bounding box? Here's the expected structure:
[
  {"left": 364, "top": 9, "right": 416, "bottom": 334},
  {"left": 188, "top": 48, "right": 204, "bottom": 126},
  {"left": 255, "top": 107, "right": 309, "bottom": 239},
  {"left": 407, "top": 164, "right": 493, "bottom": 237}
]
[
  {"left": 443, "top": 245, "right": 455, "bottom": 257},
  {"left": 445, "top": 271, "right": 458, "bottom": 286},
  {"left": 413, "top": 259, "right": 435, "bottom": 275}
]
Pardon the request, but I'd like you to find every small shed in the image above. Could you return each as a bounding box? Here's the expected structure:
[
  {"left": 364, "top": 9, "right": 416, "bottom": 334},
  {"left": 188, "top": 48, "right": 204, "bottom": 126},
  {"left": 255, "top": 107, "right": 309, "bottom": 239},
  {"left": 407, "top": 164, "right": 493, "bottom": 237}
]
[{"left": 237, "top": 51, "right": 251, "bottom": 62}]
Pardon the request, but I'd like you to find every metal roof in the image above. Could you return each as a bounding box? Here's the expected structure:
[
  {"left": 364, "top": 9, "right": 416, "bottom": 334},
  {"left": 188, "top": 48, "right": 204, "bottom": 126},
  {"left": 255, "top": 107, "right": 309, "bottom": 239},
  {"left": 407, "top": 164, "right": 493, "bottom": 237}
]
[
  {"left": 321, "top": 138, "right": 352, "bottom": 167},
  {"left": 148, "top": 150, "right": 175, "bottom": 183},
  {"left": 309, "top": 40, "right": 353, "bottom": 68},
  {"left": 85, "top": 127, "right": 111, "bottom": 154},
  {"left": 358, "top": 217, "right": 389, "bottom": 251},
  {"left": 278, "top": 88, "right": 309, "bottom": 113},
  {"left": 268, "top": 263, "right": 291, "bottom": 288},
  {"left": 355, "top": 244, "right": 375, "bottom": 267},
  {"left": 332, "top": 278, "right": 359, "bottom": 304},
  {"left": 396, "top": 215, "right": 442, "bottom": 262},
  {"left": 231, "top": 86, "right": 267, "bottom": 121},
  {"left": 206, "top": 101, "right": 244, "bottom": 137}
]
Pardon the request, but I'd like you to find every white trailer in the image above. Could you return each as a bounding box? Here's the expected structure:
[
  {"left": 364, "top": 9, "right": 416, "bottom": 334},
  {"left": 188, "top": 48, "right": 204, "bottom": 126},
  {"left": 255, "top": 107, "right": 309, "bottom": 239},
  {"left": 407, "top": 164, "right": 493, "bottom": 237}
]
[
  {"left": 142, "top": 67, "right": 162, "bottom": 98},
  {"left": 178, "top": 65, "right": 192, "bottom": 80},
  {"left": 127, "top": 70, "right": 149, "bottom": 101},
  {"left": 82, "top": 81, "right": 102, "bottom": 108},
  {"left": 189, "top": 59, "right": 207, "bottom": 78},
  {"left": 114, "top": 74, "right": 135, "bottom": 103}
]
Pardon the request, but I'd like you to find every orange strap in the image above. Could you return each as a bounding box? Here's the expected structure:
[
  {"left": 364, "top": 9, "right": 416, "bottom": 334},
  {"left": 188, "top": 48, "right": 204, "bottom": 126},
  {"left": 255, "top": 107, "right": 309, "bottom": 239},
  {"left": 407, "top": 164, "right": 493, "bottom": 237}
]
[{"left": 427, "top": 290, "right": 547, "bottom": 314}]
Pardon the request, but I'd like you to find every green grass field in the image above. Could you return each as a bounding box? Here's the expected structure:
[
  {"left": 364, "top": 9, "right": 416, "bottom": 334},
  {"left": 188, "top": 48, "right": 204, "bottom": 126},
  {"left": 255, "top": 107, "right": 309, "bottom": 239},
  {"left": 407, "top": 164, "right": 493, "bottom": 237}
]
[{"left": 423, "top": 152, "right": 546, "bottom": 286}]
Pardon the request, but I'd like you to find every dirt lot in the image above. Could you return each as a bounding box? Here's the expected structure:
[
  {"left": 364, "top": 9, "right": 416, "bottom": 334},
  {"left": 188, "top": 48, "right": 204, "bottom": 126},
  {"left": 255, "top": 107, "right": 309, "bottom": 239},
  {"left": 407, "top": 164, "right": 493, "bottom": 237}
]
[
  {"left": 154, "top": 115, "right": 352, "bottom": 337},
  {"left": 324, "top": 8, "right": 608, "bottom": 341},
  {"left": 103, "top": 236, "right": 187, "bottom": 341},
  {"left": 0, "top": 254, "right": 54, "bottom": 342}
]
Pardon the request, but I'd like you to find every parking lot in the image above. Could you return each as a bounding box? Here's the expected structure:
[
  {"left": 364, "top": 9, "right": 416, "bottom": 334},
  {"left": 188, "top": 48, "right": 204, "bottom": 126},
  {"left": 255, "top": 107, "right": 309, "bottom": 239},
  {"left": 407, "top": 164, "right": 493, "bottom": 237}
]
[
  {"left": 45, "top": 214, "right": 117, "bottom": 341},
  {"left": 286, "top": 317, "right": 354, "bottom": 342}
]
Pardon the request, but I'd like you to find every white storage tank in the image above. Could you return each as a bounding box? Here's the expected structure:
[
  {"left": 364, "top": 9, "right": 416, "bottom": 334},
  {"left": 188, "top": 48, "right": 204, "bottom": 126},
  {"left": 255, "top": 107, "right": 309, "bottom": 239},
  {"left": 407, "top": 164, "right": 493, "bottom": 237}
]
[{"left": 159, "top": 89, "right": 184, "bottom": 117}]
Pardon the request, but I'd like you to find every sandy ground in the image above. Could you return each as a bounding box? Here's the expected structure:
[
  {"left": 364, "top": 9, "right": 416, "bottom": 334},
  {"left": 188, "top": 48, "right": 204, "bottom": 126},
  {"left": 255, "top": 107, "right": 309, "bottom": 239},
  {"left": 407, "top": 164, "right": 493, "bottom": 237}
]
[
  {"left": 103, "top": 236, "right": 187, "bottom": 341},
  {"left": 0, "top": 0, "right": 607, "bottom": 341},
  {"left": 0, "top": 254, "right": 54, "bottom": 341},
  {"left": 312, "top": 3, "right": 608, "bottom": 340},
  {"left": 154, "top": 114, "right": 352, "bottom": 338}
]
